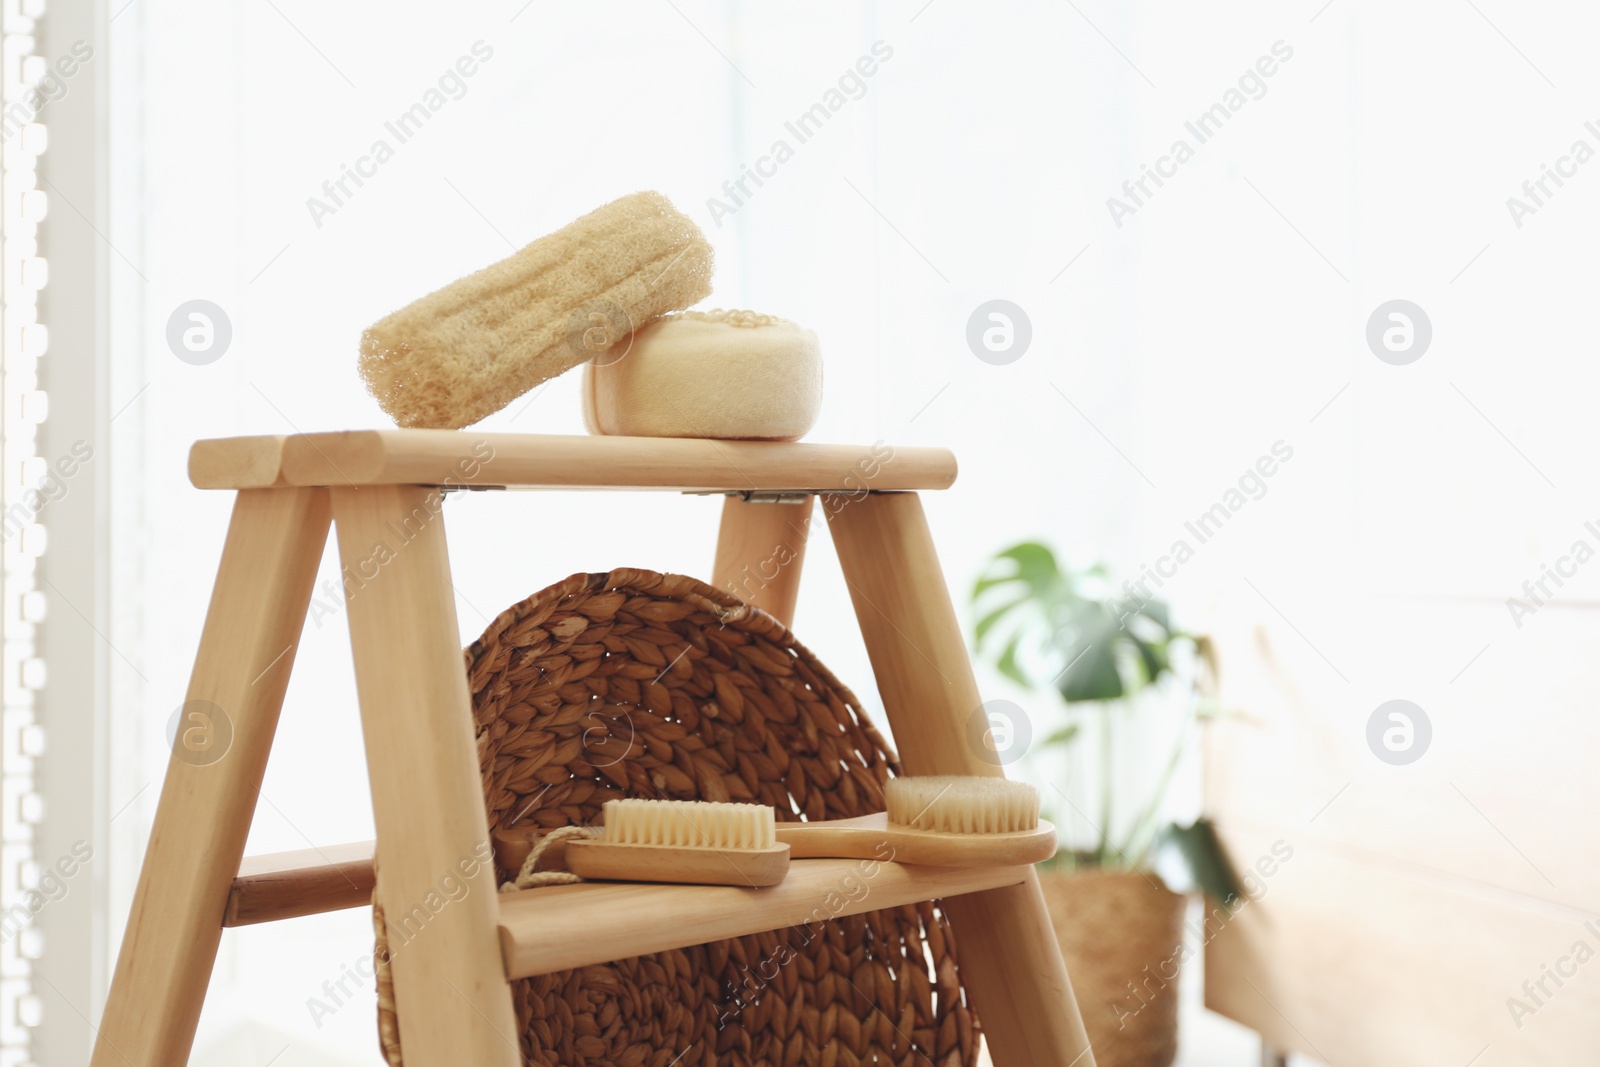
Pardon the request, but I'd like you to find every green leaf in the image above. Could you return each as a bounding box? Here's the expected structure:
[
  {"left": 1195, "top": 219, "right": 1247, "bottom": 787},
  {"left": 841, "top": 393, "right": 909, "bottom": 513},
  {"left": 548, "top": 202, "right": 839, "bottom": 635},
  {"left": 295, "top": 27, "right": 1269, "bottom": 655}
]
[
  {"left": 972, "top": 573, "right": 1017, "bottom": 599},
  {"left": 1056, "top": 643, "right": 1125, "bottom": 702},
  {"left": 974, "top": 596, "right": 1029, "bottom": 646},
  {"left": 1153, "top": 819, "right": 1244, "bottom": 904},
  {"left": 972, "top": 542, "right": 1059, "bottom": 606},
  {"left": 993, "top": 542, "right": 1060, "bottom": 598},
  {"left": 1041, "top": 723, "right": 1081, "bottom": 749},
  {"left": 994, "top": 635, "right": 1029, "bottom": 688},
  {"left": 1139, "top": 599, "right": 1172, "bottom": 633},
  {"left": 1053, "top": 601, "right": 1126, "bottom": 703},
  {"left": 1129, "top": 634, "right": 1170, "bottom": 686}
]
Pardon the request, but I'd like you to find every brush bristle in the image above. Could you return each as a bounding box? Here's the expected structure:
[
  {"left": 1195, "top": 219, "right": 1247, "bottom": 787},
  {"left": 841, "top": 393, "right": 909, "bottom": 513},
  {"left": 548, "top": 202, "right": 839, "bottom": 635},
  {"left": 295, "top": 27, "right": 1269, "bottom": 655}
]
[
  {"left": 601, "top": 799, "right": 776, "bottom": 850},
  {"left": 884, "top": 776, "right": 1040, "bottom": 834}
]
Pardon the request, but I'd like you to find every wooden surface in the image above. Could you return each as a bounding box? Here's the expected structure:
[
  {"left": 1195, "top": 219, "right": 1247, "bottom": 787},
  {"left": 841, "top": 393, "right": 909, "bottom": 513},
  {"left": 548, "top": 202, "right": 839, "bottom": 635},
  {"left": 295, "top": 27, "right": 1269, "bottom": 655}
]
[
  {"left": 711, "top": 494, "right": 812, "bottom": 624},
  {"left": 187, "top": 430, "right": 955, "bottom": 493},
  {"left": 225, "top": 840, "right": 376, "bottom": 926},
  {"left": 497, "top": 857, "right": 1030, "bottom": 979},
  {"left": 1204, "top": 592, "right": 1600, "bottom": 1065},
  {"left": 825, "top": 492, "right": 1098, "bottom": 1067},
  {"left": 92, "top": 488, "right": 331, "bottom": 1067},
  {"left": 332, "top": 485, "right": 519, "bottom": 1067},
  {"left": 1206, "top": 820, "right": 1600, "bottom": 1067}
]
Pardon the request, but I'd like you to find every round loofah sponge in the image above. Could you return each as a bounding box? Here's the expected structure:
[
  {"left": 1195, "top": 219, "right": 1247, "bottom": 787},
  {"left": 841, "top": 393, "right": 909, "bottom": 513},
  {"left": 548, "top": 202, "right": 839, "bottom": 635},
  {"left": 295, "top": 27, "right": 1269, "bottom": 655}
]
[
  {"left": 581, "top": 308, "right": 823, "bottom": 441},
  {"left": 359, "top": 191, "right": 713, "bottom": 429}
]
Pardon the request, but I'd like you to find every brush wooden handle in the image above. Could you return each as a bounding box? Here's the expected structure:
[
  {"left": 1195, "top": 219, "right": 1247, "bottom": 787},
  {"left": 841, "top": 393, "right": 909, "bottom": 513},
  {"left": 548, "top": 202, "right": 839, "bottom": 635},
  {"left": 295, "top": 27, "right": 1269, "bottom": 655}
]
[
  {"left": 776, "top": 813, "right": 1056, "bottom": 867},
  {"left": 563, "top": 840, "right": 791, "bottom": 887}
]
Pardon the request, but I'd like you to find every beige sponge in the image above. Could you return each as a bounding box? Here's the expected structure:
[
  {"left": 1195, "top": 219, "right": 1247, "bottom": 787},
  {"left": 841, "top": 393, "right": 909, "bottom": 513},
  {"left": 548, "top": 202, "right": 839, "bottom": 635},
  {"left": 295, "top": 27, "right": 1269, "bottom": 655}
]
[
  {"left": 582, "top": 309, "right": 823, "bottom": 441},
  {"left": 359, "top": 191, "right": 713, "bottom": 429}
]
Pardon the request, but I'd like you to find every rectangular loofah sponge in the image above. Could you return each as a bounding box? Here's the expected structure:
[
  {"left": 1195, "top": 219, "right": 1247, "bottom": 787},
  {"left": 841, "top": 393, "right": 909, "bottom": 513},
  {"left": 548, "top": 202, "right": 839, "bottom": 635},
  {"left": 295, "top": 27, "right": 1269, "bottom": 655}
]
[{"left": 359, "top": 191, "right": 713, "bottom": 429}]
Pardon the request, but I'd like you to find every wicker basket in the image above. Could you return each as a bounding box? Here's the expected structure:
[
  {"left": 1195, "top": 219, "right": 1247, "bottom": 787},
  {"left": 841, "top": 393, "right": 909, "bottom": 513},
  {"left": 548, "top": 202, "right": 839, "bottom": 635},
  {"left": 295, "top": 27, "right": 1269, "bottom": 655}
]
[
  {"left": 1039, "top": 869, "right": 1186, "bottom": 1067},
  {"left": 374, "top": 568, "right": 980, "bottom": 1067}
]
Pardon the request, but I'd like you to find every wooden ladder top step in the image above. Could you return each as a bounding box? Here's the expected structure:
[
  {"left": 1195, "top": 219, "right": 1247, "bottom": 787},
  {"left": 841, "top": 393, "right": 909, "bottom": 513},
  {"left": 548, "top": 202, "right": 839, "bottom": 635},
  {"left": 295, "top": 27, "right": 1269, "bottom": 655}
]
[{"left": 188, "top": 430, "right": 956, "bottom": 493}]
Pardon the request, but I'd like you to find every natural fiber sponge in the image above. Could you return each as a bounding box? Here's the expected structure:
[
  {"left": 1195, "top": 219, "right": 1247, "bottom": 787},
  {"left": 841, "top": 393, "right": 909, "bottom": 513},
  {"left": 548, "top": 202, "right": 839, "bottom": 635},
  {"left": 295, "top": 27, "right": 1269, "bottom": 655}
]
[
  {"left": 581, "top": 309, "right": 823, "bottom": 441},
  {"left": 359, "top": 191, "right": 713, "bottom": 429}
]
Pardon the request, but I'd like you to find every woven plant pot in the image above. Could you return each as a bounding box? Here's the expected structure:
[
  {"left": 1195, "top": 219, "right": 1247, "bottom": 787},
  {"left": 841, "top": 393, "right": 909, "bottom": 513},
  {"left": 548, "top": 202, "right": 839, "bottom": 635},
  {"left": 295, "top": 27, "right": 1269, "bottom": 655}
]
[
  {"left": 374, "top": 568, "right": 980, "bottom": 1067},
  {"left": 1038, "top": 869, "right": 1185, "bottom": 1067}
]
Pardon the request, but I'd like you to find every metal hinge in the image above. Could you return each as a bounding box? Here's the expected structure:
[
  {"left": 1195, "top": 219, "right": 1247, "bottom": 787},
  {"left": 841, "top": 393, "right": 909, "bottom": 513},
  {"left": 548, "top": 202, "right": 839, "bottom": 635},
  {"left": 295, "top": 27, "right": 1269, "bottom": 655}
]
[
  {"left": 683, "top": 490, "right": 815, "bottom": 504},
  {"left": 720, "top": 490, "right": 815, "bottom": 505}
]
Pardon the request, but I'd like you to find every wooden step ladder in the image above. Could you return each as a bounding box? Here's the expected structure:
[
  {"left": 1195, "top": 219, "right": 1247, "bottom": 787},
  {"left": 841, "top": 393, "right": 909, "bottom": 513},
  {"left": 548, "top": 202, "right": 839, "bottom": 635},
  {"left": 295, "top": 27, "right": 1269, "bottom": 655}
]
[{"left": 92, "top": 430, "right": 1098, "bottom": 1067}]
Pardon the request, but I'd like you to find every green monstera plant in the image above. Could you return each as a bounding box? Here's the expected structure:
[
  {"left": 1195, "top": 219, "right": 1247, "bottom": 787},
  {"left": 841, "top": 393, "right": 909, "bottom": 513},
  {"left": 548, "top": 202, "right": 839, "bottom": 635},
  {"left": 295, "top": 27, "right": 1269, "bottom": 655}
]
[{"left": 971, "top": 541, "right": 1241, "bottom": 902}]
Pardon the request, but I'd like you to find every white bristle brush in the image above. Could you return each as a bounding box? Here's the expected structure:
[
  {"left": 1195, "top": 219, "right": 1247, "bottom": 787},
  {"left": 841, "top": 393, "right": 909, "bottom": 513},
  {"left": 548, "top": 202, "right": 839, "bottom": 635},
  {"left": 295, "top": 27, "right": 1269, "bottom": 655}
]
[{"left": 495, "top": 776, "right": 1056, "bottom": 887}]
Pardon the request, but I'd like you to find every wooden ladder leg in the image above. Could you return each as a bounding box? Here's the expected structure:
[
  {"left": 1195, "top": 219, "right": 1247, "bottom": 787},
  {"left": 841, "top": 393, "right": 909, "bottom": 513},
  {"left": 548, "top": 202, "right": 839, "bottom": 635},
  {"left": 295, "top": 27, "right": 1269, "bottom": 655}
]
[
  {"left": 824, "top": 491, "right": 1098, "bottom": 1067},
  {"left": 93, "top": 487, "right": 331, "bottom": 1067},
  {"left": 711, "top": 494, "right": 812, "bottom": 626},
  {"left": 331, "top": 485, "right": 519, "bottom": 1067}
]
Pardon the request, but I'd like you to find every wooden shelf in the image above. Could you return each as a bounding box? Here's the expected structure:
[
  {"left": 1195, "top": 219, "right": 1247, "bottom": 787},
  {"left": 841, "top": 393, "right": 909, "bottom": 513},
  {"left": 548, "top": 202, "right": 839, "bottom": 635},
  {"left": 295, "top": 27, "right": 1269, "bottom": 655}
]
[
  {"left": 226, "top": 845, "right": 1028, "bottom": 980},
  {"left": 189, "top": 430, "right": 956, "bottom": 493},
  {"left": 495, "top": 858, "right": 1029, "bottom": 980}
]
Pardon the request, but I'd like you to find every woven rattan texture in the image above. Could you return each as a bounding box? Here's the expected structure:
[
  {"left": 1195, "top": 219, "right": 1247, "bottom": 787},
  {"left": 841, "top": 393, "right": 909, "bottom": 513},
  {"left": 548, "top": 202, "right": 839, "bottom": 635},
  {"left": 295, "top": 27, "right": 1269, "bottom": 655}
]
[{"left": 376, "top": 568, "right": 979, "bottom": 1067}]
